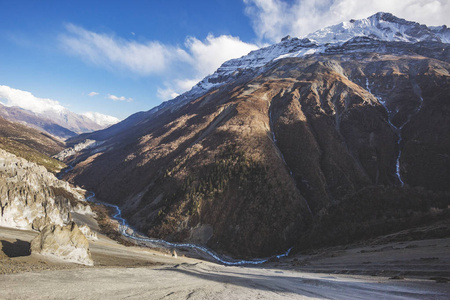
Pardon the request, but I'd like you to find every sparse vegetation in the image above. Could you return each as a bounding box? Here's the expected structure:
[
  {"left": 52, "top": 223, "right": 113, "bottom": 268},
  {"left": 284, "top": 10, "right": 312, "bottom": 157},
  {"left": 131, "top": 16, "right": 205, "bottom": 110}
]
[
  {"left": 155, "top": 144, "right": 273, "bottom": 221},
  {"left": 0, "top": 116, "right": 66, "bottom": 173},
  {"left": 0, "top": 137, "right": 66, "bottom": 173},
  {"left": 296, "top": 186, "right": 450, "bottom": 251}
]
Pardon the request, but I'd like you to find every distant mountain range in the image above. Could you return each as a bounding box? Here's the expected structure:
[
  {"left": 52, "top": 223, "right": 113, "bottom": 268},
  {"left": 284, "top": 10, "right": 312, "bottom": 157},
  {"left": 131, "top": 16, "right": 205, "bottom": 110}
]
[
  {"left": 0, "top": 86, "right": 119, "bottom": 140},
  {"left": 59, "top": 12, "right": 450, "bottom": 258}
]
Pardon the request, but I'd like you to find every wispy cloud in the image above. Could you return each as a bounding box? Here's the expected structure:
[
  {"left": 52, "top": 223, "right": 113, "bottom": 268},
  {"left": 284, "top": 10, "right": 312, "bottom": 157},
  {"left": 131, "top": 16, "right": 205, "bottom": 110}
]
[
  {"left": 107, "top": 94, "right": 133, "bottom": 102},
  {"left": 88, "top": 91, "right": 99, "bottom": 97},
  {"left": 59, "top": 24, "right": 259, "bottom": 101},
  {"left": 59, "top": 24, "right": 190, "bottom": 75},
  {"left": 244, "top": 0, "right": 450, "bottom": 42}
]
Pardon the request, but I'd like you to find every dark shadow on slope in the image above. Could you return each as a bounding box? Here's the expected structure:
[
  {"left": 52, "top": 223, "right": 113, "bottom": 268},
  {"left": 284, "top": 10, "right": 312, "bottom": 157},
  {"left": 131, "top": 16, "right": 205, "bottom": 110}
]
[{"left": 1, "top": 240, "right": 31, "bottom": 258}]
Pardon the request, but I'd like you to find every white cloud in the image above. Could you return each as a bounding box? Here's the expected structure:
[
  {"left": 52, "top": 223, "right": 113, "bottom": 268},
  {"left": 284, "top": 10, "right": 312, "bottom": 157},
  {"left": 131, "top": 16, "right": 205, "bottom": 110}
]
[
  {"left": 156, "top": 79, "right": 202, "bottom": 101},
  {"left": 59, "top": 25, "right": 259, "bottom": 101},
  {"left": 156, "top": 35, "right": 258, "bottom": 100},
  {"left": 81, "top": 111, "right": 120, "bottom": 127},
  {"left": 175, "top": 78, "right": 201, "bottom": 92},
  {"left": 60, "top": 24, "right": 190, "bottom": 75},
  {"left": 185, "top": 34, "right": 259, "bottom": 75},
  {"left": 0, "top": 85, "right": 66, "bottom": 114},
  {"left": 88, "top": 91, "right": 99, "bottom": 97},
  {"left": 244, "top": 0, "right": 450, "bottom": 42},
  {"left": 107, "top": 94, "right": 133, "bottom": 102},
  {"left": 157, "top": 87, "right": 179, "bottom": 101}
]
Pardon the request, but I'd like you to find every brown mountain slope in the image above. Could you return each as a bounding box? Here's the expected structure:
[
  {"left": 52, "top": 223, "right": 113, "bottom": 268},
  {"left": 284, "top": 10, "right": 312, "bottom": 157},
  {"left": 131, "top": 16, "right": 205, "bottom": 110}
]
[
  {"left": 0, "top": 116, "right": 66, "bottom": 173},
  {"left": 64, "top": 52, "right": 449, "bottom": 258}
]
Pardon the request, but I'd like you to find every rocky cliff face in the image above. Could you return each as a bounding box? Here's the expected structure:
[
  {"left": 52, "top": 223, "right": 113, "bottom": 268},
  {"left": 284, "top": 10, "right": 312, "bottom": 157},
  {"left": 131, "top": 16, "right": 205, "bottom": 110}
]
[
  {"left": 0, "top": 149, "right": 89, "bottom": 230},
  {"left": 53, "top": 139, "right": 104, "bottom": 161},
  {"left": 62, "top": 13, "right": 450, "bottom": 258}
]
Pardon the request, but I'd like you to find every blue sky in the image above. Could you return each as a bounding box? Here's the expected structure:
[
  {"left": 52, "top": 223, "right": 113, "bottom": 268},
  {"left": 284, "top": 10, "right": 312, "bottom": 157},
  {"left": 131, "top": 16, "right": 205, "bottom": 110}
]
[{"left": 0, "top": 0, "right": 448, "bottom": 120}]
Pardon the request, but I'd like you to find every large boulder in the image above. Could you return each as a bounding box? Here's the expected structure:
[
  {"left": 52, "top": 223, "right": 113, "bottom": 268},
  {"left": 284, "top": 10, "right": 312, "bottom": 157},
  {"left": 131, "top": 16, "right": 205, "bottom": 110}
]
[{"left": 30, "top": 222, "right": 93, "bottom": 266}]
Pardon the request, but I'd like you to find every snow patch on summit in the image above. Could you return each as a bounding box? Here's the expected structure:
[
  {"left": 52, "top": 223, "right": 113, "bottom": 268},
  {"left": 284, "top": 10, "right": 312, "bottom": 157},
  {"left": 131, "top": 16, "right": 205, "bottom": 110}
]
[
  {"left": 307, "top": 12, "right": 447, "bottom": 44},
  {"left": 150, "top": 12, "right": 449, "bottom": 120}
]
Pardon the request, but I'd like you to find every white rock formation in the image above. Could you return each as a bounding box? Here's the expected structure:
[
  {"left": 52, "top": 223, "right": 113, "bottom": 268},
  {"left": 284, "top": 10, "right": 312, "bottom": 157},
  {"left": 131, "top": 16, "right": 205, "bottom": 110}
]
[
  {"left": 53, "top": 139, "right": 104, "bottom": 161},
  {"left": 0, "top": 149, "right": 84, "bottom": 230},
  {"left": 30, "top": 222, "right": 94, "bottom": 266},
  {"left": 72, "top": 202, "right": 94, "bottom": 216}
]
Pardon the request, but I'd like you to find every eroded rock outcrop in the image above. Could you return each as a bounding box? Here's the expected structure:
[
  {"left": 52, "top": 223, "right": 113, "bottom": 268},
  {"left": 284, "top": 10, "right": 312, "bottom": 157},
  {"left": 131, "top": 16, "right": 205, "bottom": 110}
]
[
  {"left": 30, "top": 222, "right": 93, "bottom": 266},
  {"left": 53, "top": 139, "right": 104, "bottom": 161},
  {"left": 0, "top": 149, "right": 85, "bottom": 230}
]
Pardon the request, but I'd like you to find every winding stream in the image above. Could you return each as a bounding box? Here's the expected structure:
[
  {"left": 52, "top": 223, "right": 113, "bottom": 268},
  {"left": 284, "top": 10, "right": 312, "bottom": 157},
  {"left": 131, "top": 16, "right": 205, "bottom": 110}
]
[{"left": 84, "top": 192, "right": 292, "bottom": 266}]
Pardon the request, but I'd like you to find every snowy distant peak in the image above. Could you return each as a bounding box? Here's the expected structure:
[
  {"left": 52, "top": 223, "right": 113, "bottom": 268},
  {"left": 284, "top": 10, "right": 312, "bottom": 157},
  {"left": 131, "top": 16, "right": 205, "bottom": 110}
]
[
  {"left": 0, "top": 85, "right": 120, "bottom": 137},
  {"left": 429, "top": 25, "right": 450, "bottom": 43},
  {"left": 307, "top": 12, "right": 448, "bottom": 44},
  {"left": 81, "top": 112, "right": 120, "bottom": 127}
]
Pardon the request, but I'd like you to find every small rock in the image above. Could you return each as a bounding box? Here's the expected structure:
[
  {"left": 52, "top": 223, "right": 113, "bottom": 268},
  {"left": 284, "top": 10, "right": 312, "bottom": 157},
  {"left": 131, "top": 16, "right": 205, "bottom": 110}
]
[
  {"left": 389, "top": 275, "right": 404, "bottom": 280},
  {"left": 171, "top": 249, "right": 177, "bottom": 258},
  {"left": 125, "top": 227, "right": 134, "bottom": 236},
  {"left": 268, "top": 257, "right": 280, "bottom": 263}
]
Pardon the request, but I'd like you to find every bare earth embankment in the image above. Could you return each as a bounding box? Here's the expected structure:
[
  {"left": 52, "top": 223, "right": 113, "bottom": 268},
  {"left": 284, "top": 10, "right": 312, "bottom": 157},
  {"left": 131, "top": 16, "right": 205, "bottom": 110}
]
[{"left": 1, "top": 224, "right": 450, "bottom": 299}]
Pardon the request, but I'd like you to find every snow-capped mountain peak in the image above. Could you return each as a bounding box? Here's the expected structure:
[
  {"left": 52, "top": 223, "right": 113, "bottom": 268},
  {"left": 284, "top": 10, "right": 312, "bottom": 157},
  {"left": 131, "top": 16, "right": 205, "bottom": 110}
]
[
  {"left": 194, "top": 13, "right": 449, "bottom": 92},
  {"left": 151, "top": 12, "right": 449, "bottom": 118},
  {"left": 307, "top": 12, "right": 449, "bottom": 44}
]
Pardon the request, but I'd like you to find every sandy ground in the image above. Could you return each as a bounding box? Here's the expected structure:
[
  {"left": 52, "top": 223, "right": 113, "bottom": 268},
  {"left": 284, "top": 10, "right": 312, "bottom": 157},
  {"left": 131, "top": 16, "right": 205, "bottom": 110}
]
[
  {"left": 1, "top": 226, "right": 450, "bottom": 299},
  {"left": 280, "top": 238, "right": 450, "bottom": 279}
]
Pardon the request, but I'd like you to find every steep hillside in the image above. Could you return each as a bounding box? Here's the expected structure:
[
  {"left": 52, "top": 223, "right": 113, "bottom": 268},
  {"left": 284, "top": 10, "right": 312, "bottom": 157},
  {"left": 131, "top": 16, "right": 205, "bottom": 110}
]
[
  {"left": 0, "top": 116, "right": 66, "bottom": 173},
  {"left": 62, "top": 13, "right": 450, "bottom": 258}
]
